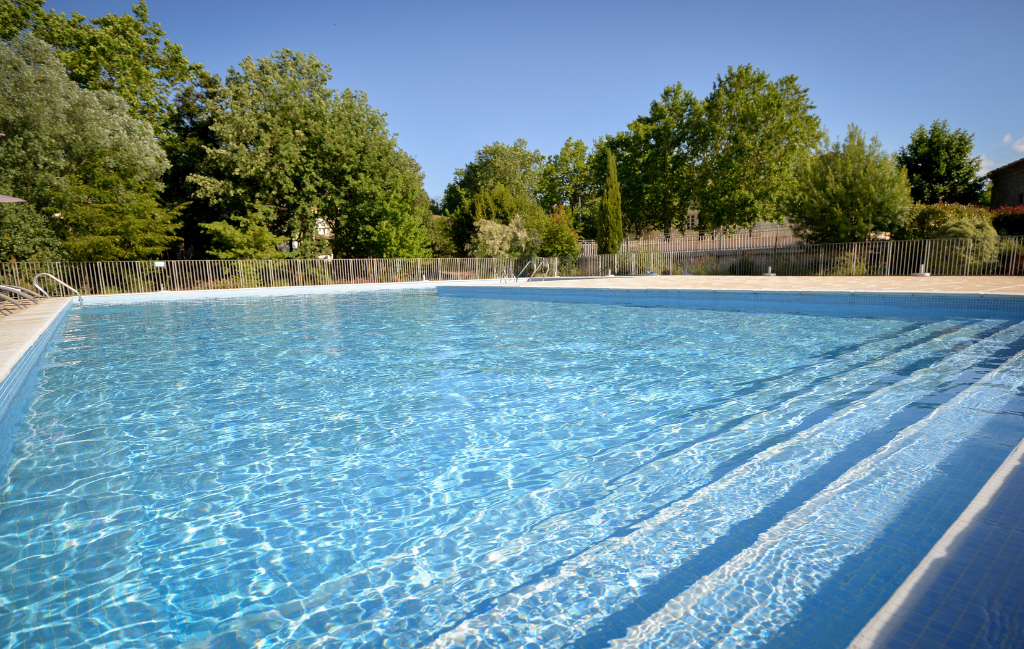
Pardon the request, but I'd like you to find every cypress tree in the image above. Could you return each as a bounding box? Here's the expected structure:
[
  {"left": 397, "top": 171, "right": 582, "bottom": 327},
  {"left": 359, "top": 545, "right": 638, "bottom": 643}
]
[{"left": 596, "top": 152, "right": 623, "bottom": 254}]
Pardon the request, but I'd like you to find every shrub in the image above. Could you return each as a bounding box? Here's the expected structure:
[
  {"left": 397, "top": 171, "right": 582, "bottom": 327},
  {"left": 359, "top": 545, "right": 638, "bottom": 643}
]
[
  {"left": 894, "top": 203, "right": 992, "bottom": 240},
  {"left": 992, "top": 205, "right": 1024, "bottom": 236}
]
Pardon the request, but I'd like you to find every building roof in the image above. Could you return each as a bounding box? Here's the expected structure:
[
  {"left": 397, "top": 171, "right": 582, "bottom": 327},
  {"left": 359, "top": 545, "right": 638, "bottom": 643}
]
[{"left": 989, "top": 156, "right": 1024, "bottom": 179}]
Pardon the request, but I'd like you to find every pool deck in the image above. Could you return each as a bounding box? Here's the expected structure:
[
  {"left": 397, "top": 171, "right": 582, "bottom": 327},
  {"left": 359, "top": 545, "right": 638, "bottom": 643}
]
[
  {"left": 0, "top": 297, "right": 71, "bottom": 384},
  {"left": 512, "top": 275, "right": 1024, "bottom": 295},
  {"left": 2, "top": 280, "right": 1023, "bottom": 648}
]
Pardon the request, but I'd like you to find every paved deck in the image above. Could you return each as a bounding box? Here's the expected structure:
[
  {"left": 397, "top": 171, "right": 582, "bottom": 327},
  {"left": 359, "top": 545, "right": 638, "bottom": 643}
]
[
  {"left": 0, "top": 297, "right": 71, "bottom": 383},
  {"left": 522, "top": 275, "right": 1024, "bottom": 294}
]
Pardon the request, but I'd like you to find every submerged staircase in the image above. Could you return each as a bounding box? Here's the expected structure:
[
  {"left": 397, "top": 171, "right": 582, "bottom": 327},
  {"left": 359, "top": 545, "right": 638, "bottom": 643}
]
[
  {"left": 407, "top": 320, "right": 1024, "bottom": 649},
  {"left": 173, "top": 316, "right": 1024, "bottom": 649}
]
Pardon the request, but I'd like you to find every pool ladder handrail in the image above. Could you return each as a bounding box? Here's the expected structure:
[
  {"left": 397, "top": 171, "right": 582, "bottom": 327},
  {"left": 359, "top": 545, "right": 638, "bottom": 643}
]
[
  {"left": 516, "top": 259, "right": 550, "bottom": 282},
  {"left": 32, "top": 272, "right": 83, "bottom": 305}
]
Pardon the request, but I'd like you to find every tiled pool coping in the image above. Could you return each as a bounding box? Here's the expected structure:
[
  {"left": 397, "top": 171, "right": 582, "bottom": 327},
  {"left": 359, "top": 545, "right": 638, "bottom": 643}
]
[{"left": 2, "top": 281, "right": 1023, "bottom": 649}]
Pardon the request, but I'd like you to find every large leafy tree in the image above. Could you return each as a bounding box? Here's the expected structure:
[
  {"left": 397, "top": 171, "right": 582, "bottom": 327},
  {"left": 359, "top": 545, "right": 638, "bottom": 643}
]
[
  {"left": 0, "top": 0, "right": 43, "bottom": 39},
  {"left": 189, "top": 49, "right": 429, "bottom": 259},
  {"left": 160, "top": 70, "right": 223, "bottom": 257},
  {"left": 27, "top": 0, "right": 198, "bottom": 135},
  {"left": 596, "top": 152, "right": 623, "bottom": 254},
  {"left": 612, "top": 83, "right": 702, "bottom": 237},
  {"left": 692, "top": 65, "right": 821, "bottom": 229},
  {"left": 788, "top": 124, "right": 912, "bottom": 243},
  {"left": 441, "top": 139, "right": 545, "bottom": 216},
  {"left": 538, "top": 138, "right": 592, "bottom": 214},
  {"left": 895, "top": 120, "right": 984, "bottom": 204},
  {"left": 0, "top": 35, "right": 178, "bottom": 260},
  {"left": 443, "top": 139, "right": 549, "bottom": 255}
]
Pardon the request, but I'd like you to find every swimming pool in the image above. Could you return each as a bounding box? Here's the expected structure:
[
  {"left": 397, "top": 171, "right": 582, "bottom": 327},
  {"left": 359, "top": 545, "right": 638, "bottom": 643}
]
[{"left": 1, "top": 288, "right": 1023, "bottom": 648}]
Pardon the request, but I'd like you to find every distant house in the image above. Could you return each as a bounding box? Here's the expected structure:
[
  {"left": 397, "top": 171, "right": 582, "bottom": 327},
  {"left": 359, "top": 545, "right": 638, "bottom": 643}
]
[{"left": 990, "top": 157, "right": 1024, "bottom": 208}]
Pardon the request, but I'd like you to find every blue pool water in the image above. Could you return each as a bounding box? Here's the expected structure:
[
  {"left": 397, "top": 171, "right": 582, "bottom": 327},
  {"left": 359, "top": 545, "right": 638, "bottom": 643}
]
[{"left": 1, "top": 289, "right": 1024, "bottom": 649}]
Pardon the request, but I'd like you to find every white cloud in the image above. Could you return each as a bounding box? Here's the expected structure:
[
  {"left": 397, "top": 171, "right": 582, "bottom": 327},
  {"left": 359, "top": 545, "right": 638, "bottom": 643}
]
[
  {"left": 981, "top": 154, "right": 997, "bottom": 173},
  {"left": 1003, "top": 134, "right": 1012, "bottom": 144},
  {"left": 1014, "top": 137, "right": 1024, "bottom": 153}
]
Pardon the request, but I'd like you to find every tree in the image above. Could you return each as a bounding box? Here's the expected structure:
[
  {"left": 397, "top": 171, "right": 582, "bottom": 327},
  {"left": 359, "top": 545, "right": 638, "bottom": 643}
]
[
  {"left": 0, "top": 203, "right": 62, "bottom": 261},
  {"left": 896, "top": 120, "right": 984, "bottom": 205},
  {"left": 189, "top": 49, "right": 430, "bottom": 259},
  {"left": 441, "top": 139, "right": 545, "bottom": 215},
  {"left": 788, "top": 124, "right": 912, "bottom": 243},
  {"left": 0, "top": 35, "right": 178, "bottom": 260},
  {"left": 0, "top": 0, "right": 43, "bottom": 40},
  {"left": 29, "top": 1, "right": 198, "bottom": 135},
  {"left": 612, "top": 83, "right": 703, "bottom": 238},
  {"left": 692, "top": 65, "right": 821, "bottom": 229},
  {"left": 596, "top": 152, "right": 623, "bottom": 254},
  {"left": 538, "top": 138, "right": 592, "bottom": 216}
]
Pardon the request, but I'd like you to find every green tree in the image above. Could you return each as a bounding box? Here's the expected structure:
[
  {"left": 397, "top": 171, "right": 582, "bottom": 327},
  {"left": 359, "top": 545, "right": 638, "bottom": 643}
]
[
  {"left": 189, "top": 49, "right": 429, "bottom": 259},
  {"left": 161, "top": 70, "right": 222, "bottom": 257},
  {"left": 693, "top": 65, "right": 821, "bottom": 229},
  {"left": 788, "top": 124, "right": 912, "bottom": 243},
  {"left": 596, "top": 152, "right": 623, "bottom": 254},
  {"left": 540, "top": 205, "right": 580, "bottom": 260},
  {"left": 0, "top": 202, "right": 62, "bottom": 261},
  {"left": 29, "top": 1, "right": 198, "bottom": 134},
  {"left": 895, "top": 120, "right": 985, "bottom": 205},
  {"left": 538, "top": 138, "right": 592, "bottom": 215},
  {"left": 0, "top": 0, "right": 43, "bottom": 39},
  {"left": 441, "top": 139, "right": 546, "bottom": 215},
  {"left": 613, "top": 83, "right": 703, "bottom": 237},
  {"left": 0, "top": 35, "right": 177, "bottom": 260}
]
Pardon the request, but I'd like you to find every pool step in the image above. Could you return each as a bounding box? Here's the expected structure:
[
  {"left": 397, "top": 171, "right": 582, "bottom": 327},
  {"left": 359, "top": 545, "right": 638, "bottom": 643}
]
[
  {"left": 607, "top": 346, "right": 1024, "bottom": 649},
  {"left": 422, "top": 321, "right": 1024, "bottom": 648},
  {"left": 311, "top": 320, "right": 979, "bottom": 646}
]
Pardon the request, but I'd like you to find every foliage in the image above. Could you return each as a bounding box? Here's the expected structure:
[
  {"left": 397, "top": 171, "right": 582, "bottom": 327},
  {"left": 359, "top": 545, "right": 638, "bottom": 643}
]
[
  {"left": 693, "top": 65, "right": 821, "bottom": 229},
  {"left": 596, "top": 152, "right": 623, "bottom": 254},
  {"left": 28, "top": 1, "right": 198, "bottom": 135},
  {"left": 788, "top": 124, "right": 912, "bottom": 243},
  {"left": 895, "top": 203, "right": 992, "bottom": 240},
  {"left": 0, "top": 203, "right": 63, "bottom": 261},
  {"left": 469, "top": 215, "right": 540, "bottom": 258},
  {"left": 0, "top": 0, "right": 43, "bottom": 39},
  {"left": 991, "top": 205, "right": 1024, "bottom": 236},
  {"left": 895, "top": 120, "right": 984, "bottom": 205},
  {"left": 932, "top": 219, "right": 1000, "bottom": 271},
  {"left": 539, "top": 205, "right": 580, "bottom": 260},
  {"left": 422, "top": 213, "right": 458, "bottom": 257},
  {"left": 160, "top": 70, "right": 222, "bottom": 257},
  {"left": 611, "top": 83, "right": 702, "bottom": 236},
  {"left": 200, "top": 211, "right": 289, "bottom": 260},
  {"left": 0, "top": 35, "right": 177, "bottom": 260},
  {"left": 538, "top": 138, "right": 593, "bottom": 218},
  {"left": 189, "top": 49, "right": 429, "bottom": 259},
  {"left": 441, "top": 139, "right": 545, "bottom": 215}
]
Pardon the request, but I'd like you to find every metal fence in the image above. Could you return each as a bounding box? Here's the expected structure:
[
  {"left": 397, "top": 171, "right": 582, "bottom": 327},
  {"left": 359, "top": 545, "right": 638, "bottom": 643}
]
[
  {"left": 2, "top": 236, "right": 1021, "bottom": 297},
  {"left": 578, "top": 227, "right": 796, "bottom": 256}
]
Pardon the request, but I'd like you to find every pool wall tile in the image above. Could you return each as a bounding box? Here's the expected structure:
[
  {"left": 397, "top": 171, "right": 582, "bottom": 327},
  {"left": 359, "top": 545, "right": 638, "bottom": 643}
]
[{"left": 437, "top": 286, "right": 1024, "bottom": 321}]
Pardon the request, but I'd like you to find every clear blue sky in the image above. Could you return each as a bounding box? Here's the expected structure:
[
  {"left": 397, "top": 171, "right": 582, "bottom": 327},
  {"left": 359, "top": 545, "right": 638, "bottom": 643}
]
[{"left": 45, "top": 0, "right": 1024, "bottom": 199}]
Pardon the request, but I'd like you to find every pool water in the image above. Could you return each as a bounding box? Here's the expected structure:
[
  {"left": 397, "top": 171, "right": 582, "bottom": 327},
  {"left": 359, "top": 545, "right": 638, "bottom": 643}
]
[{"left": 1, "top": 290, "right": 1023, "bottom": 649}]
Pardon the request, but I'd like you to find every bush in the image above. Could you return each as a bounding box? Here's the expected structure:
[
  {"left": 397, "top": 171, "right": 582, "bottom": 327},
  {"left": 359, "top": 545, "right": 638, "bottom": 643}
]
[
  {"left": 992, "top": 205, "right": 1024, "bottom": 236},
  {"left": 894, "top": 203, "right": 991, "bottom": 240}
]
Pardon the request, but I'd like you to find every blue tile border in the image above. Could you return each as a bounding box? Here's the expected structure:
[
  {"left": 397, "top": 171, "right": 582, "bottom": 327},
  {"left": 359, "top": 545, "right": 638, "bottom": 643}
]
[{"left": 437, "top": 286, "right": 1024, "bottom": 321}]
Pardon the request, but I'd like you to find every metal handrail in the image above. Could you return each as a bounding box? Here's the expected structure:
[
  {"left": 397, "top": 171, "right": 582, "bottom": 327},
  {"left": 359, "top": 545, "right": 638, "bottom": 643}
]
[
  {"left": 0, "top": 285, "right": 40, "bottom": 304},
  {"left": 32, "top": 272, "right": 83, "bottom": 305},
  {"left": 516, "top": 259, "right": 550, "bottom": 282}
]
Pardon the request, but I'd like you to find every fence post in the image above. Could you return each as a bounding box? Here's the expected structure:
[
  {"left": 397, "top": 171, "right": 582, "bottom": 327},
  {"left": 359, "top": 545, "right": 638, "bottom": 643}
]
[{"left": 885, "top": 240, "right": 892, "bottom": 276}]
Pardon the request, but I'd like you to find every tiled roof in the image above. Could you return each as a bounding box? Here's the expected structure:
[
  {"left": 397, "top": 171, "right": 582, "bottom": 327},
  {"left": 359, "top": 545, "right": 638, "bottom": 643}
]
[{"left": 988, "top": 156, "right": 1024, "bottom": 178}]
